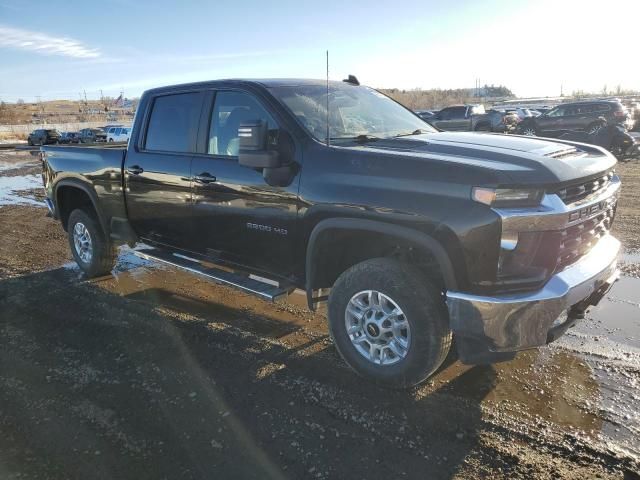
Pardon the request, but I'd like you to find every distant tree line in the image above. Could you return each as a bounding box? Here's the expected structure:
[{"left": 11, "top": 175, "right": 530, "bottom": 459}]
[{"left": 381, "top": 84, "right": 515, "bottom": 110}]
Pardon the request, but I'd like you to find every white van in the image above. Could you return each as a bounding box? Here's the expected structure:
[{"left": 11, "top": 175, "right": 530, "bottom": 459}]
[{"left": 107, "top": 127, "right": 131, "bottom": 142}]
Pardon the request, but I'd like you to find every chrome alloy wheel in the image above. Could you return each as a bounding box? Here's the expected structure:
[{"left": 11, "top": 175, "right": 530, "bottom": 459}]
[
  {"left": 73, "top": 222, "right": 93, "bottom": 264},
  {"left": 345, "top": 290, "right": 411, "bottom": 366},
  {"left": 522, "top": 127, "right": 537, "bottom": 136},
  {"left": 587, "top": 124, "right": 603, "bottom": 135}
]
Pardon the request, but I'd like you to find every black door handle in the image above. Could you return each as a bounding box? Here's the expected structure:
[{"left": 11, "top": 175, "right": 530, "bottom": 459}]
[
  {"left": 194, "top": 172, "right": 216, "bottom": 184},
  {"left": 127, "top": 165, "right": 144, "bottom": 175}
]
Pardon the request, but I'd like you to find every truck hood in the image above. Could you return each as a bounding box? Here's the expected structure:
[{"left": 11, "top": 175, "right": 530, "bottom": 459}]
[{"left": 346, "top": 131, "right": 617, "bottom": 186}]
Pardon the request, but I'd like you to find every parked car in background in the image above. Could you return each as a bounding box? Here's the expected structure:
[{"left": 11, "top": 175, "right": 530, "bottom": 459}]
[
  {"left": 427, "top": 105, "right": 518, "bottom": 132},
  {"left": 415, "top": 110, "right": 437, "bottom": 121},
  {"left": 27, "top": 129, "right": 60, "bottom": 146},
  {"left": 59, "top": 132, "right": 80, "bottom": 144},
  {"left": 78, "top": 128, "right": 107, "bottom": 143},
  {"left": 518, "top": 100, "right": 630, "bottom": 137},
  {"left": 106, "top": 126, "right": 131, "bottom": 142},
  {"left": 100, "top": 124, "right": 124, "bottom": 132},
  {"left": 507, "top": 108, "right": 535, "bottom": 120}
]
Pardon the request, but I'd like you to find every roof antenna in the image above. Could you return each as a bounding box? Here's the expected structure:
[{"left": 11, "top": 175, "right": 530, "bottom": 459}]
[{"left": 326, "top": 50, "right": 330, "bottom": 147}]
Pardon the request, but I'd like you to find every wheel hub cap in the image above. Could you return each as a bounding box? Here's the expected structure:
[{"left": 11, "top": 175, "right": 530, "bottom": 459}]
[
  {"left": 73, "top": 222, "right": 93, "bottom": 264},
  {"left": 345, "top": 290, "right": 411, "bottom": 366}
]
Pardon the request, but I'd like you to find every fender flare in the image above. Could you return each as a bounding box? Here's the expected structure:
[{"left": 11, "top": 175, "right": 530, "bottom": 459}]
[
  {"left": 305, "top": 218, "right": 458, "bottom": 308},
  {"left": 54, "top": 178, "right": 108, "bottom": 234}
]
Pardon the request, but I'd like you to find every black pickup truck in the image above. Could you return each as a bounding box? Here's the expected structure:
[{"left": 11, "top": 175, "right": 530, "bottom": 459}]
[{"left": 41, "top": 78, "right": 621, "bottom": 388}]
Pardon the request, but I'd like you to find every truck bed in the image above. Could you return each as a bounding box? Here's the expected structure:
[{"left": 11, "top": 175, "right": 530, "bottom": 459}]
[{"left": 41, "top": 144, "right": 128, "bottom": 236}]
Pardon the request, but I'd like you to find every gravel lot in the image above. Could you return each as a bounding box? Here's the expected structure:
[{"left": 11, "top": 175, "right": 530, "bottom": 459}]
[{"left": 0, "top": 150, "right": 639, "bottom": 479}]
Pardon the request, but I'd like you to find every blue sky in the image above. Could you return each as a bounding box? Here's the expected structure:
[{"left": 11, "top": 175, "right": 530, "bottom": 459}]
[{"left": 0, "top": 0, "right": 638, "bottom": 102}]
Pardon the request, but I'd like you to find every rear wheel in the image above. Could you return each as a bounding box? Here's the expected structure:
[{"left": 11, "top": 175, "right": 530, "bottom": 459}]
[
  {"left": 67, "top": 209, "right": 116, "bottom": 277},
  {"left": 521, "top": 124, "right": 538, "bottom": 136},
  {"left": 328, "top": 257, "right": 452, "bottom": 388}
]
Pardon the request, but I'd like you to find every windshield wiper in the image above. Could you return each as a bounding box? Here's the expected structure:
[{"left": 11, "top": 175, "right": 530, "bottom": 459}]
[
  {"left": 393, "top": 129, "right": 426, "bottom": 138},
  {"left": 329, "top": 134, "right": 381, "bottom": 143}
]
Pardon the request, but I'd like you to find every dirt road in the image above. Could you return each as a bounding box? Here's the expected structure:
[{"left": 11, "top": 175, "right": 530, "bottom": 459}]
[{"left": 1, "top": 151, "right": 639, "bottom": 479}]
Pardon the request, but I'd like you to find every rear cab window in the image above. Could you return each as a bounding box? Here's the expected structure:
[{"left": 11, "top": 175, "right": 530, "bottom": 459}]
[{"left": 446, "top": 106, "right": 467, "bottom": 119}]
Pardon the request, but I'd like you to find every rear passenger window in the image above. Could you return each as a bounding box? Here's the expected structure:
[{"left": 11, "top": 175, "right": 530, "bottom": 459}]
[{"left": 145, "top": 92, "right": 202, "bottom": 153}]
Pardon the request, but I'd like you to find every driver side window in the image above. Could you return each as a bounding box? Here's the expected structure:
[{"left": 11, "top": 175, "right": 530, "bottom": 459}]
[{"left": 208, "top": 91, "right": 277, "bottom": 156}]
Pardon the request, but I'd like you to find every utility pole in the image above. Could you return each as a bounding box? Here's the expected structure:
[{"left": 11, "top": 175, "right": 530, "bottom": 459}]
[{"left": 35, "top": 95, "right": 45, "bottom": 125}]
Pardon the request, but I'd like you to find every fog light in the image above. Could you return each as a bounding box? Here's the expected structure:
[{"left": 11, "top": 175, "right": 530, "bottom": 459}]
[{"left": 500, "top": 231, "right": 519, "bottom": 251}]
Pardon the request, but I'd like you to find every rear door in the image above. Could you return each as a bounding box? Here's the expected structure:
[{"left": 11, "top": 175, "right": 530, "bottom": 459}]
[
  {"left": 562, "top": 104, "right": 585, "bottom": 131},
  {"left": 189, "top": 89, "right": 300, "bottom": 277},
  {"left": 124, "top": 90, "right": 204, "bottom": 250}
]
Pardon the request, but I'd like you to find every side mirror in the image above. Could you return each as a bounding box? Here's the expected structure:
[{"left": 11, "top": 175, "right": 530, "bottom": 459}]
[{"left": 238, "top": 120, "right": 282, "bottom": 169}]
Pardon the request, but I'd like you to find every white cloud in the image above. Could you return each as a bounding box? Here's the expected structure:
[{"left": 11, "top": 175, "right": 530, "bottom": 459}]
[{"left": 0, "top": 25, "right": 100, "bottom": 58}]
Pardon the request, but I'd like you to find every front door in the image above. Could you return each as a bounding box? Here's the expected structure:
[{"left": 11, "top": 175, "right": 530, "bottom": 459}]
[
  {"left": 190, "top": 89, "right": 300, "bottom": 278},
  {"left": 124, "top": 90, "right": 204, "bottom": 250},
  {"left": 539, "top": 106, "right": 566, "bottom": 137},
  {"left": 433, "top": 106, "right": 468, "bottom": 131}
]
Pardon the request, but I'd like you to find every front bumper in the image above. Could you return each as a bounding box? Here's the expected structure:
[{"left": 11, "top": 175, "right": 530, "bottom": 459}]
[{"left": 446, "top": 234, "right": 620, "bottom": 363}]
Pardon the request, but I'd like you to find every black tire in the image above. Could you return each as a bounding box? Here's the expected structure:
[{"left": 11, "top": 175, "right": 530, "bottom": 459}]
[
  {"left": 27, "top": 138, "right": 33, "bottom": 146},
  {"left": 67, "top": 208, "right": 116, "bottom": 277},
  {"left": 328, "top": 257, "right": 452, "bottom": 388},
  {"left": 474, "top": 122, "right": 491, "bottom": 132}
]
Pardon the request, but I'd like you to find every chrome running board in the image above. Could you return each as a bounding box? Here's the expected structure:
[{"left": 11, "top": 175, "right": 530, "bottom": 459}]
[{"left": 133, "top": 247, "right": 292, "bottom": 302}]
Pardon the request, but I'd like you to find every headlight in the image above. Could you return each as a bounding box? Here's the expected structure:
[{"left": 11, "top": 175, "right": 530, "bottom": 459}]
[{"left": 472, "top": 187, "right": 543, "bottom": 208}]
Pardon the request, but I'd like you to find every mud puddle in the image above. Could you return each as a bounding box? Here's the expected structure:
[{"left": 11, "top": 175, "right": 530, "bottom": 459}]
[
  {"left": 0, "top": 174, "right": 44, "bottom": 206},
  {"left": 0, "top": 150, "right": 43, "bottom": 206},
  {"left": 81, "top": 251, "right": 640, "bottom": 466},
  {"left": 0, "top": 150, "right": 39, "bottom": 173}
]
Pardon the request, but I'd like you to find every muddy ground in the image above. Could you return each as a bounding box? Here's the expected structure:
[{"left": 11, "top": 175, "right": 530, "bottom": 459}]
[{"left": 0, "top": 150, "right": 639, "bottom": 479}]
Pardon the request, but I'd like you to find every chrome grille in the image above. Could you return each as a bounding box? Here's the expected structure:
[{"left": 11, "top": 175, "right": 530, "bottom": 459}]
[
  {"left": 556, "top": 202, "right": 616, "bottom": 271},
  {"left": 556, "top": 171, "right": 614, "bottom": 205}
]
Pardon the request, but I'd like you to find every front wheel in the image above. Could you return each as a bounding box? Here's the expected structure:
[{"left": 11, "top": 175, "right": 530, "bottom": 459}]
[
  {"left": 328, "top": 257, "right": 452, "bottom": 388},
  {"left": 67, "top": 209, "right": 116, "bottom": 277},
  {"left": 586, "top": 122, "right": 604, "bottom": 135},
  {"left": 520, "top": 124, "right": 538, "bottom": 136}
]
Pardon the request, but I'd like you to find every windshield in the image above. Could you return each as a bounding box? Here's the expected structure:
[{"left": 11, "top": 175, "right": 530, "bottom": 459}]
[{"left": 269, "top": 83, "right": 436, "bottom": 142}]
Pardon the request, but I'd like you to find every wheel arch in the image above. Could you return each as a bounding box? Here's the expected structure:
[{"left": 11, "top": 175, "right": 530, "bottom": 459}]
[
  {"left": 54, "top": 179, "right": 107, "bottom": 234},
  {"left": 305, "top": 218, "right": 457, "bottom": 309}
]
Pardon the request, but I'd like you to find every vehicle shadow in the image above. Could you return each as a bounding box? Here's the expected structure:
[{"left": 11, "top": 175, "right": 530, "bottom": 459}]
[
  {"left": 0, "top": 267, "right": 589, "bottom": 479},
  {"left": 112, "top": 280, "right": 501, "bottom": 480}
]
